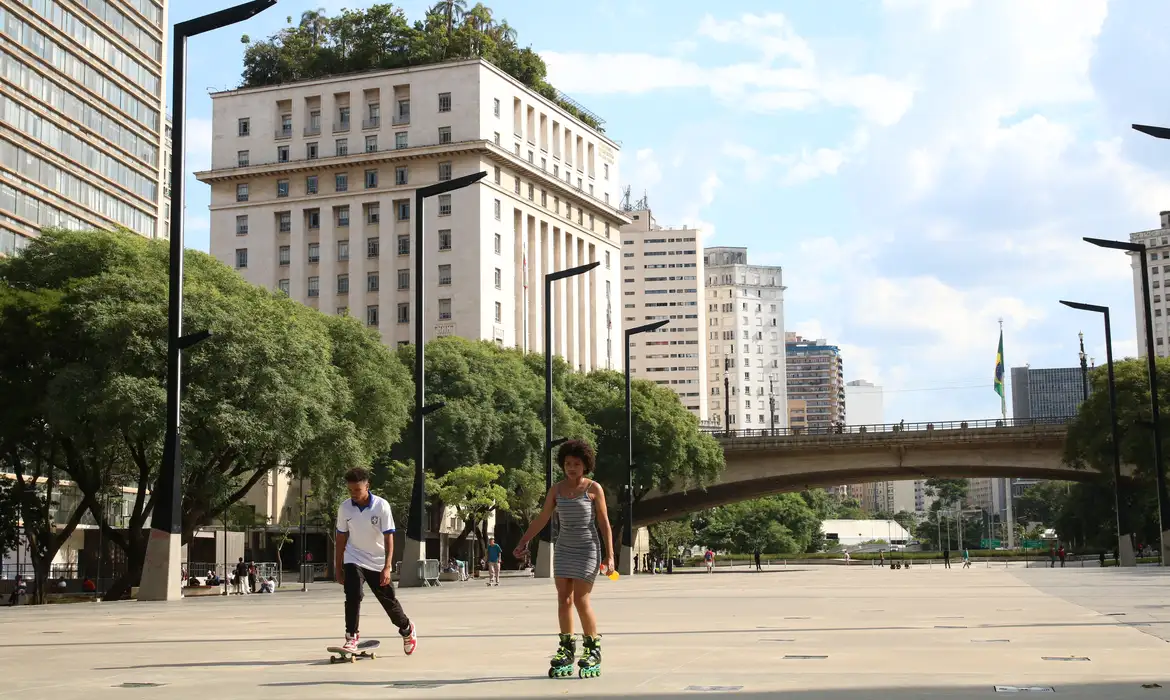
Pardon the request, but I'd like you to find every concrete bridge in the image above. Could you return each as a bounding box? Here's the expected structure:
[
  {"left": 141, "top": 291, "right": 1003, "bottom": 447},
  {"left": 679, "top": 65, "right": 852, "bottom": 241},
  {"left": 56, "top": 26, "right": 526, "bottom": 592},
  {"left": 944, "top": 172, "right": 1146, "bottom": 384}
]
[{"left": 635, "top": 417, "right": 1090, "bottom": 526}]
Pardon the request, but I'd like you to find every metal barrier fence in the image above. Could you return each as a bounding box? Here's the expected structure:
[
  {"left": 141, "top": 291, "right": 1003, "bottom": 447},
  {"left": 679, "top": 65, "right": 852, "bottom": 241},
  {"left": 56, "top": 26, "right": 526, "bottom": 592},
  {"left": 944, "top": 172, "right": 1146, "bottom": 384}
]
[
  {"left": 707, "top": 416, "right": 1074, "bottom": 439},
  {"left": 185, "top": 561, "right": 280, "bottom": 588},
  {"left": 2, "top": 563, "right": 79, "bottom": 580}
]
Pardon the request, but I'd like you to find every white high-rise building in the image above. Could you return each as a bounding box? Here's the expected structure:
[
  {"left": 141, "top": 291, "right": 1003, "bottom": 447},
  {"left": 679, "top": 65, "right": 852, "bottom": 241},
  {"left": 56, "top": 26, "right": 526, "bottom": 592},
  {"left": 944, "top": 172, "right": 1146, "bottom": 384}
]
[
  {"left": 704, "top": 247, "right": 787, "bottom": 430},
  {"left": 620, "top": 208, "right": 705, "bottom": 415},
  {"left": 1130, "top": 211, "right": 1170, "bottom": 358},
  {"left": 196, "top": 59, "right": 627, "bottom": 368},
  {"left": 0, "top": 1, "right": 170, "bottom": 252}
]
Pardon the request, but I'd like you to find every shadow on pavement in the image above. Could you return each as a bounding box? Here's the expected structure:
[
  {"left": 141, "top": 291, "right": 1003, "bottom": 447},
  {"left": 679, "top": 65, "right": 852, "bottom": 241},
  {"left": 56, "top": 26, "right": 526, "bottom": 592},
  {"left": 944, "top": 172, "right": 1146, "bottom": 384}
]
[
  {"left": 95, "top": 659, "right": 326, "bottom": 670},
  {"left": 262, "top": 676, "right": 542, "bottom": 689}
]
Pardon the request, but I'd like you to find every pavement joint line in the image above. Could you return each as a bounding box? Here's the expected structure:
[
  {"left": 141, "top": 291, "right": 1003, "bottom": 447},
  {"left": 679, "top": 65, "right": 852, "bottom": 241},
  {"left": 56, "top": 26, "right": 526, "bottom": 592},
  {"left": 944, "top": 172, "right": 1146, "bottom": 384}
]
[{"left": 1041, "top": 656, "right": 1090, "bottom": 662}]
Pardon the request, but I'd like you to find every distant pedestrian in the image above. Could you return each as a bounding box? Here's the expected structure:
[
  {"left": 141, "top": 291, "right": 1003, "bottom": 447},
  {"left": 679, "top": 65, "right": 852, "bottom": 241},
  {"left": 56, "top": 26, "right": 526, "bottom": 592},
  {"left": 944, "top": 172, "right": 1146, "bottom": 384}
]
[
  {"left": 7, "top": 575, "right": 26, "bottom": 606},
  {"left": 753, "top": 550, "right": 762, "bottom": 572},
  {"left": 1099, "top": 551, "right": 1106, "bottom": 567},
  {"left": 1058, "top": 546, "right": 1066, "bottom": 568},
  {"left": 247, "top": 562, "right": 257, "bottom": 594},
  {"left": 962, "top": 549, "right": 970, "bottom": 569},
  {"left": 943, "top": 548, "right": 951, "bottom": 569},
  {"left": 234, "top": 558, "right": 247, "bottom": 595},
  {"left": 485, "top": 536, "right": 502, "bottom": 587},
  {"left": 704, "top": 548, "right": 715, "bottom": 573},
  {"left": 1113, "top": 548, "right": 1119, "bottom": 566},
  {"left": 879, "top": 550, "right": 885, "bottom": 568}
]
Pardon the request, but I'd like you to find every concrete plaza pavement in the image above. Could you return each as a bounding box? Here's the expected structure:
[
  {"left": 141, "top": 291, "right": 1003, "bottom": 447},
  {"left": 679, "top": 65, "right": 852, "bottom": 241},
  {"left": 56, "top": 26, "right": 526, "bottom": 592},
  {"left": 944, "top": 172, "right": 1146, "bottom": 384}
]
[{"left": 2, "top": 565, "right": 1170, "bottom": 699}]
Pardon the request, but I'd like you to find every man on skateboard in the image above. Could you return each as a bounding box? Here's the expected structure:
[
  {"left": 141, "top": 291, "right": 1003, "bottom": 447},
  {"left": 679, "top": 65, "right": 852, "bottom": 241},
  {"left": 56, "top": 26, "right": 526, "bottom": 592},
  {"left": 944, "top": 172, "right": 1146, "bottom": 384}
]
[{"left": 335, "top": 468, "right": 418, "bottom": 656}]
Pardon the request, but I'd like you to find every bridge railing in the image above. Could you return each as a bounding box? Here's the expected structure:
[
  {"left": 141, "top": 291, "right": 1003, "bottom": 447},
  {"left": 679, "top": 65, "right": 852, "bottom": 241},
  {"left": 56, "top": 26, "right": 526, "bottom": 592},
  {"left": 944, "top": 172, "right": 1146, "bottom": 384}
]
[{"left": 706, "top": 416, "right": 1074, "bottom": 439}]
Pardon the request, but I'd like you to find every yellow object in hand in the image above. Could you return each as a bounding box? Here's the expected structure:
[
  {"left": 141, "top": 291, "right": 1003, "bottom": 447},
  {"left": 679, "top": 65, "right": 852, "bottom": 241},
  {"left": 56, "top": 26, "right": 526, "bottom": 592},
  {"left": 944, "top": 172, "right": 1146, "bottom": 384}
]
[{"left": 607, "top": 570, "right": 620, "bottom": 581}]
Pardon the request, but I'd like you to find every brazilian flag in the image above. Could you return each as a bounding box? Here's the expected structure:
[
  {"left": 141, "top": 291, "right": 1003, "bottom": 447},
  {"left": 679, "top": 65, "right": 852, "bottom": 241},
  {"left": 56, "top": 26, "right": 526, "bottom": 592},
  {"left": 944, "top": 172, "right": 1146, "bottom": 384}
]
[{"left": 994, "top": 329, "right": 1006, "bottom": 418}]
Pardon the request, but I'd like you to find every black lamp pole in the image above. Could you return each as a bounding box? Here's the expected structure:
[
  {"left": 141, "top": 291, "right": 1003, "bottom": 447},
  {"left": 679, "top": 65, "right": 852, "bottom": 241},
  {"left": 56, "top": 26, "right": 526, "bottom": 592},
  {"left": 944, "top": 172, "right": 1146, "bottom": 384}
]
[
  {"left": 621, "top": 319, "right": 669, "bottom": 575},
  {"left": 723, "top": 358, "right": 731, "bottom": 435},
  {"left": 539, "top": 261, "right": 600, "bottom": 579},
  {"left": 1084, "top": 235, "right": 1169, "bottom": 566},
  {"left": 1078, "top": 331, "right": 1090, "bottom": 401},
  {"left": 399, "top": 171, "right": 487, "bottom": 587},
  {"left": 139, "top": 0, "right": 276, "bottom": 602},
  {"left": 1060, "top": 300, "right": 1134, "bottom": 566}
]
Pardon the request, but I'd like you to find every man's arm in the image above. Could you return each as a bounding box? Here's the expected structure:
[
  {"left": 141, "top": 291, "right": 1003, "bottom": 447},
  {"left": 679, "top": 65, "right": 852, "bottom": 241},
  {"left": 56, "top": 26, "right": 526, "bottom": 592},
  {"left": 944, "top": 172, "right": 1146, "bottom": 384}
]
[{"left": 335, "top": 532, "right": 348, "bottom": 584}]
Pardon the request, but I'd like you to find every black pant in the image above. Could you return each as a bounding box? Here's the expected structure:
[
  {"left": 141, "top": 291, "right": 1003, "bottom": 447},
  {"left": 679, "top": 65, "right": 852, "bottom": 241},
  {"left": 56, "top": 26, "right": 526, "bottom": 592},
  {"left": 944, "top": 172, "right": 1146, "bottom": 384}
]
[{"left": 344, "top": 563, "right": 411, "bottom": 637}]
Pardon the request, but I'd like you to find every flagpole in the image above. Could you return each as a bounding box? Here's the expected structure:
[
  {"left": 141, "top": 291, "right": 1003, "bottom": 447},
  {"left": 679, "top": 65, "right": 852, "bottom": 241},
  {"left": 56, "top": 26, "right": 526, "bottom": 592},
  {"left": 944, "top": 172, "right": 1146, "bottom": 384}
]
[
  {"left": 999, "top": 318, "right": 1006, "bottom": 420},
  {"left": 523, "top": 238, "right": 528, "bottom": 353},
  {"left": 999, "top": 317, "right": 1015, "bottom": 550}
]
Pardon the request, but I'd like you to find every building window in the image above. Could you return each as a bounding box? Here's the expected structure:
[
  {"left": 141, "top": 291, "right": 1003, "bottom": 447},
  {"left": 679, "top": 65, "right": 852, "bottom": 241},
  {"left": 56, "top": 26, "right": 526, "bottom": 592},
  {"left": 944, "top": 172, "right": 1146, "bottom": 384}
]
[
  {"left": 367, "top": 237, "right": 380, "bottom": 258},
  {"left": 277, "top": 279, "right": 289, "bottom": 295},
  {"left": 438, "top": 161, "right": 452, "bottom": 181},
  {"left": 308, "top": 242, "right": 320, "bottom": 263},
  {"left": 235, "top": 248, "right": 248, "bottom": 269},
  {"left": 279, "top": 245, "right": 290, "bottom": 266},
  {"left": 493, "top": 98, "right": 500, "bottom": 117},
  {"left": 238, "top": 118, "right": 250, "bottom": 136},
  {"left": 397, "top": 235, "right": 410, "bottom": 256},
  {"left": 337, "top": 306, "right": 348, "bottom": 316},
  {"left": 336, "top": 173, "right": 348, "bottom": 192},
  {"left": 365, "top": 135, "right": 377, "bottom": 153},
  {"left": 439, "top": 298, "right": 452, "bottom": 320},
  {"left": 308, "top": 276, "right": 320, "bottom": 297},
  {"left": 365, "top": 169, "right": 378, "bottom": 188},
  {"left": 527, "top": 184, "right": 534, "bottom": 201},
  {"left": 494, "top": 132, "right": 501, "bottom": 145},
  {"left": 236, "top": 183, "right": 249, "bottom": 202},
  {"left": 438, "top": 126, "right": 452, "bottom": 144},
  {"left": 541, "top": 190, "right": 547, "bottom": 207},
  {"left": 278, "top": 211, "right": 291, "bottom": 233},
  {"left": 494, "top": 301, "right": 502, "bottom": 322},
  {"left": 367, "top": 305, "right": 379, "bottom": 327},
  {"left": 494, "top": 267, "right": 502, "bottom": 289},
  {"left": 235, "top": 215, "right": 248, "bottom": 235},
  {"left": 337, "top": 273, "right": 349, "bottom": 294},
  {"left": 514, "top": 177, "right": 521, "bottom": 194},
  {"left": 604, "top": 163, "right": 609, "bottom": 180},
  {"left": 278, "top": 145, "right": 289, "bottom": 163},
  {"left": 307, "top": 210, "right": 320, "bottom": 230},
  {"left": 367, "top": 102, "right": 380, "bottom": 127},
  {"left": 528, "top": 150, "right": 534, "bottom": 163},
  {"left": 439, "top": 229, "right": 452, "bottom": 251},
  {"left": 396, "top": 166, "right": 408, "bottom": 185},
  {"left": 307, "top": 142, "right": 319, "bottom": 159},
  {"left": 438, "top": 264, "right": 452, "bottom": 285},
  {"left": 494, "top": 233, "right": 501, "bottom": 254},
  {"left": 494, "top": 166, "right": 501, "bottom": 184},
  {"left": 438, "top": 194, "right": 451, "bottom": 216},
  {"left": 338, "top": 240, "right": 350, "bottom": 261},
  {"left": 397, "top": 269, "right": 409, "bottom": 289},
  {"left": 366, "top": 203, "right": 380, "bottom": 224},
  {"left": 396, "top": 99, "right": 409, "bottom": 122},
  {"left": 367, "top": 272, "right": 379, "bottom": 292},
  {"left": 395, "top": 132, "right": 408, "bottom": 149},
  {"left": 604, "top": 222, "right": 610, "bottom": 238},
  {"left": 438, "top": 92, "right": 451, "bottom": 112},
  {"left": 306, "top": 175, "right": 318, "bottom": 194},
  {"left": 277, "top": 179, "right": 289, "bottom": 198},
  {"left": 397, "top": 200, "right": 410, "bottom": 221},
  {"left": 337, "top": 206, "right": 350, "bottom": 227},
  {"left": 494, "top": 199, "right": 501, "bottom": 220},
  {"left": 237, "top": 150, "right": 249, "bottom": 167},
  {"left": 338, "top": 106, "right": 350, "bottom": 129},
  {"left": 397, "top": 303, "right": 409, "bottom": 324},
  {"left": 336, "top": 138, "right": 348, "bottom": 156}
]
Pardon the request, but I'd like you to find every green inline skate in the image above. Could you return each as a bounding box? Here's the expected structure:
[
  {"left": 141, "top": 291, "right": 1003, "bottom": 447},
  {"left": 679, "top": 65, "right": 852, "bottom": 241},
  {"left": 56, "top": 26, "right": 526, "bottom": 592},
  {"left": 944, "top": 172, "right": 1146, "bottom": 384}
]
[
  {"left": 548, "top": 633, "right": 576, "bottom": 678},
  {"left": 577, "top": 635, "right": 602, "bottom": 678}
]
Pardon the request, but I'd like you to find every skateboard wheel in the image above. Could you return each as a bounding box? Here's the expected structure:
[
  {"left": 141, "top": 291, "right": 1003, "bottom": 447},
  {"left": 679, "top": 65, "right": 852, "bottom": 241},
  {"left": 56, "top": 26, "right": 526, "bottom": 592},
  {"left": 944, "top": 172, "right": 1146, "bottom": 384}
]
[{"left": 368, "top": 654, "right": 377, "bottom": 660}]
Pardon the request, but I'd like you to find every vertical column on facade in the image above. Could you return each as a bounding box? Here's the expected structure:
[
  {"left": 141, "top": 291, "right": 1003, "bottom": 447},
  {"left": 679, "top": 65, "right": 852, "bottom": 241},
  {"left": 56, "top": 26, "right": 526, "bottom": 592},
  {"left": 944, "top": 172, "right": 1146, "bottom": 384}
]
[
  {"left": 587, "top": 243, "right": 597, "bottom": 371},
  {"left": 539, "top": 220, "right": 550, "bottom": 353},
  {"left": 372, "top": 206, "right": 388, "bottom": 345},
  {"left": 318, "top": 207, "right": 336, "bottom": 318},
  {"left": 526, "top": 214, "right": 538, "bottom": 353},
  {"left": 351, "top": 202, "right": 369, "bottom": 335},
  {"left": 564, "top": 230, "right": 577, "bottom": 368},
  {"left": 289, "top": 205, "right": 306, "bottom": 303},
  {"left": 576, "top": 236, "right": 587, "bottom": 372},
  {"left": 513, "top": 206, "right": 524, "bottom": 350},
  {"left": 552, "top": 227, "right": 564, "bottom": 359}
]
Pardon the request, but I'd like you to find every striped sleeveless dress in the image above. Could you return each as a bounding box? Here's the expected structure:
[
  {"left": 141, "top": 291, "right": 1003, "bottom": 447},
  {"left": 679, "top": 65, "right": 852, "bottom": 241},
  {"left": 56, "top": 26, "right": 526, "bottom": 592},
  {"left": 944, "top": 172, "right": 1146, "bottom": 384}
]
[{"left": 553, "top": 481, "right": 601, "bottom": 583}]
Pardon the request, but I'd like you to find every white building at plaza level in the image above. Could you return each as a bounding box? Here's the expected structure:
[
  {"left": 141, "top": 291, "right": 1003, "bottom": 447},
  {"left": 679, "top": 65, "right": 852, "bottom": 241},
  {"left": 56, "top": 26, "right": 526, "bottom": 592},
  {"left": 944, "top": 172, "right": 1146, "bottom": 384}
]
[{"left": 196, "top": 58, "right": 628, "bottom": 371}]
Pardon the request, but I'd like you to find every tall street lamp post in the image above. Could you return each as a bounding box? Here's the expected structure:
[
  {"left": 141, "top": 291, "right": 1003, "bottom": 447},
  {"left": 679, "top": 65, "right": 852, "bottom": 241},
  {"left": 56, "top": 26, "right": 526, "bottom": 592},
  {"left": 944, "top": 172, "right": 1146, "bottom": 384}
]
[
  {"left": 538, "top": 261, "right": 601, "bottom": 579},
  {"left": 139, "top": 0, "right": 277, "bottom": 602},
  {"left": 1078, "top": 331, "right": 1090, "bottom": 401},
  {"left": 1060, "top": 300, "right": 1136, "bottom": 566},
  {"left": 1084, "top": 236, "right": 1170, "bottom": 566},
  {"left": 399, "top": 171, "right": 488, "bottom": 587},
  {"left": 619, "top": 319, "right": 669, "bottom": 576},
  {"left": 723, "top": 358, "right": 732, "bottom": 435}
]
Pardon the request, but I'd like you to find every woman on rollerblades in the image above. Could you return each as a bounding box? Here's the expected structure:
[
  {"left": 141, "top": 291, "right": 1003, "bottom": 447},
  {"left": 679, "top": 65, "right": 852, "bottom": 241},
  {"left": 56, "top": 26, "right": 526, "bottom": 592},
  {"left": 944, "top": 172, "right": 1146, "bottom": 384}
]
[{"left": 514, "top": 439, "right": 614, "bottom": 678}]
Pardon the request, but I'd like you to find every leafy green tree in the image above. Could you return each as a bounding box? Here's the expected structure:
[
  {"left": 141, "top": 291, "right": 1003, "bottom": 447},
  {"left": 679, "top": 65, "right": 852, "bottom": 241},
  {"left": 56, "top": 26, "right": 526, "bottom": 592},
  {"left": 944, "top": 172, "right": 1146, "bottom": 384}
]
[
  {"left": 648, "top": 519, "right": 693, "bottom": 560},
  {"left": 562, "top": 370, "right": 723, "bottom": 546},
  {"left": 0, "top": 480, "right": 20, "bottom": 560},
  {"left": 925, "top": 478, "right": 968, "bottom": 511},
  {"left": 892, "top": 510, "right": 917, "bottom": 534},
  {"left": 240, "top": 3, "right": 605, "bottom": 130},
  {"left": 693, "top": 495, "right": 819, "bottom": 555},
  {"left": 432, "top": 463, "right": 509, "bottom": 550}
]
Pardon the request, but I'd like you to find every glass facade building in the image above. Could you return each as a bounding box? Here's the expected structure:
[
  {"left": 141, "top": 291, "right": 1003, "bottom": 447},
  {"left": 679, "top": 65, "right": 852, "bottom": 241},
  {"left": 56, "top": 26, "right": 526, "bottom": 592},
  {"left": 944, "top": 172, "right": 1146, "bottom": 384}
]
[{"left": 1010, "top": 366, "right": 1085, "bottom": 423}]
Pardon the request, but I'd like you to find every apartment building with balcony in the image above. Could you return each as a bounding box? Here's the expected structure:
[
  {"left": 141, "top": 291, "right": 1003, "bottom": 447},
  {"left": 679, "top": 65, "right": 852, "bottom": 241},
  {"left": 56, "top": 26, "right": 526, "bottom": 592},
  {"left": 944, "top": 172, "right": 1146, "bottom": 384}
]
[
  {"left": 620, "top": 208, "right": 705, "bottom": 415},
  {"left": 704, "top": 247, "right": 787, "bottom": 429},
  {"left": 197, "top": 59, "right": 627, "bottom": 370},
  {"left": 0, "top": 0, "right": 170, "bottom": 254},
  {"left": 785, "top": 333, "right": 845, "bottom": 432}
]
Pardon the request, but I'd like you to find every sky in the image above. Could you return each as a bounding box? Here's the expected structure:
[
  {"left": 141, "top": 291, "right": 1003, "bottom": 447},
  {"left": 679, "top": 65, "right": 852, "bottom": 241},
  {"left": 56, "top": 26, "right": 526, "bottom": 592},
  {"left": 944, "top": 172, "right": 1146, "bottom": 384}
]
[{"left": 171, "top": 0, "right": 1170, "bottom": 424}]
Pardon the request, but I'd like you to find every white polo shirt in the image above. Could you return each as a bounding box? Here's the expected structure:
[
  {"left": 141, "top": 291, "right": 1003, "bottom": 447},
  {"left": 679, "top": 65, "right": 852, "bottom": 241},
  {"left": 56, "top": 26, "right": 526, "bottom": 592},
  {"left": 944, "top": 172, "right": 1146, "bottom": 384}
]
[{"left": 336, "top": 494, "right": 396, "bottom": 571}]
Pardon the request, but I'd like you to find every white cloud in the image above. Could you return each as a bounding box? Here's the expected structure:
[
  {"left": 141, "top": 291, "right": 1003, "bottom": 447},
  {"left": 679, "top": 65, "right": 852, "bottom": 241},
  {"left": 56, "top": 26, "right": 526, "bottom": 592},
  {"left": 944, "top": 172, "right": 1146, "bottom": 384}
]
[
  {"left": 542, "top": 13, "right": 915, "bottom": 127},
  {"left": 627, "top": 148, "right": 663, "bottom": 193},
  {"left": 185, "top": 117, "right": 214, "bottom": 173}
]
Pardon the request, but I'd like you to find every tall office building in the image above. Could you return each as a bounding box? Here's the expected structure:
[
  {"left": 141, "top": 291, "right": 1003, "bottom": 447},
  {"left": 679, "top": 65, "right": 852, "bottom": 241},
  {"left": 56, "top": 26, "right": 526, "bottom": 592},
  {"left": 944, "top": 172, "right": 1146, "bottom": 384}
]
[
  {"left": 785, "top": 333, "right": 845, "bottom": 432},
  {"left": 0, "top": 0, "right": 170, "bottom": 254},
  {"left": 196, "top": 59, "right": 626, "bottom": 368},
  {"left": 703, "top": 247, "right": 787, "bottom": 430},
  {"left": 620, "top": 208, "right": 705, "bottom": 415},
  {"left": 843, "top": 379, "right": 913, "bottom": 514},
  {"left": 1130, "top": 211, "right": 1170, "bottom": 358},
  {"left": 1010, "top": 365, "right": 1085, "bottom": 423}
]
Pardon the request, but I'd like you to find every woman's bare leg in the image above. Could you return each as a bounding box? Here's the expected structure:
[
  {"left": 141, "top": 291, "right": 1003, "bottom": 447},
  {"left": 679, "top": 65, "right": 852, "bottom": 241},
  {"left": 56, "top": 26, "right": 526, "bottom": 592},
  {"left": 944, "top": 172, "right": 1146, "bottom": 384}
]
[
  {"left": 571, "top": 578, "right": 598, "bottom": 637},
  {"left": 555, "top": 577, "right": 575, "bottom": 634}
]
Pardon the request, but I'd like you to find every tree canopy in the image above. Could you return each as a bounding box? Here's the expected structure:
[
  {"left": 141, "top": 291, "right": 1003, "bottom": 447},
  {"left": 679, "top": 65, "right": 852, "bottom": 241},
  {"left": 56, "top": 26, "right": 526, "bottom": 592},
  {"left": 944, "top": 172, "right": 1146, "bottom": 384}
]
[
  {"left": 693, "top": 494, "right": 821, "bottom": 555},
  {"left": 241, "top": 2, "right": 604, "bottom": 131}
]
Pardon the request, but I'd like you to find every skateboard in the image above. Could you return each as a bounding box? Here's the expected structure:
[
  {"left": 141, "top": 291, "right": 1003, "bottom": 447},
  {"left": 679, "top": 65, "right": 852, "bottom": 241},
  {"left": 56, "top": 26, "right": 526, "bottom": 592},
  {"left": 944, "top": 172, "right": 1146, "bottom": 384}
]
[{"left": 326, "top": 639, "right": 380, "bottom": 663}]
